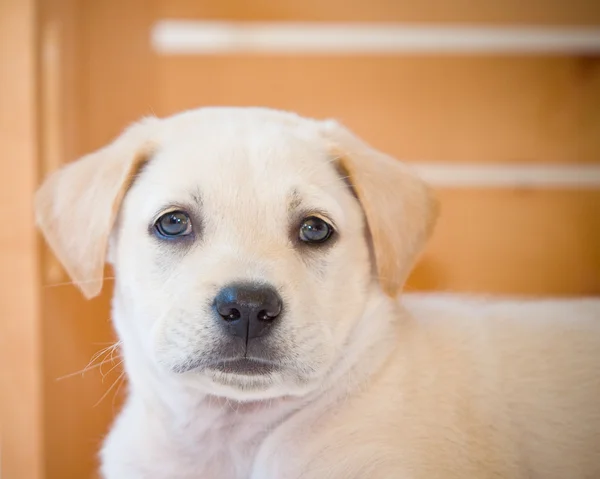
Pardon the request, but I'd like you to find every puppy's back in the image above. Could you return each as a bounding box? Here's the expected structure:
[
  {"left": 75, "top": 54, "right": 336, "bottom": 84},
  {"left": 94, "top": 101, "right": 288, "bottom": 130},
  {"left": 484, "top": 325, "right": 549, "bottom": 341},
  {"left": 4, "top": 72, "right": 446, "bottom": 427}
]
[{"left": 395, "top": 294, "right": 600, "bottom": 478}]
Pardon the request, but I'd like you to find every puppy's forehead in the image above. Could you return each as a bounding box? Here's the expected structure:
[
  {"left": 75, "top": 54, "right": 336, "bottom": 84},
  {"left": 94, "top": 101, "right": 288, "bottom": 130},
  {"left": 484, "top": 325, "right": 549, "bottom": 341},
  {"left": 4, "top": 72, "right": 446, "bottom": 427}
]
[{"left": 136, "top": 111, "right": 341, "bottom": 207}]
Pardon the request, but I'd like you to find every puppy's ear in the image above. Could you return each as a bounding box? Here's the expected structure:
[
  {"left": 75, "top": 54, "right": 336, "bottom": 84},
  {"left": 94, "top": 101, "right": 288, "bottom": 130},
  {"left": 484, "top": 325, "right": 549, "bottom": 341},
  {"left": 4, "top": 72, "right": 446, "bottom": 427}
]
[
  {"left": 35, "top": 117, "right": 160, "bottom": 299},
  {"left": 320, "top": 120, "right": 438, "bottom": 297}
]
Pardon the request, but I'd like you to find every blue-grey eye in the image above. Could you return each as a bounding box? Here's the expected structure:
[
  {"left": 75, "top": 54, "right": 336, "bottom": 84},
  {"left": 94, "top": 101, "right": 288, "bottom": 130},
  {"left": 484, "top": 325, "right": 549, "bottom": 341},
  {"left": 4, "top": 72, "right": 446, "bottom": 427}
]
[
  {"left": 154, "top": 211, "right": 192, "bottom": 238},
  {"left": 299, "top": 216, "right": 333, "bottom": 244}
]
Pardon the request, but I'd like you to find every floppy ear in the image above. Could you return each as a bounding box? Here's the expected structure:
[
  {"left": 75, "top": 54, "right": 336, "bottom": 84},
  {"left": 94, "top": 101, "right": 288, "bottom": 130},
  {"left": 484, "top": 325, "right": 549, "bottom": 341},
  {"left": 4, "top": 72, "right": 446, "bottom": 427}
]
[
  {"left": 320, "top": 120, "right": 438, "bottom": 297},
  {"left": 35, "top": 117, "right": 160, "bottom": 299}
]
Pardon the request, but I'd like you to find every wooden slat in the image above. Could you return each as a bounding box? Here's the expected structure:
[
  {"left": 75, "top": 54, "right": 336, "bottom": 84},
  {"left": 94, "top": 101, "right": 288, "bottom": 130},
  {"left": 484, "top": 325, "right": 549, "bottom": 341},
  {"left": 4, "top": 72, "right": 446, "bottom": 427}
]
[
  {"left": 42, "top": 285, "right": 124, "bottom": 479},
  {"left": 0, "top": 0, "right": 43, "bottom": 478},
  {"left": 39, "top": 1, "right": 155, "bottom": 478},
  {"left": 151, "top": 22, "right": 600, "bottom": 56},
  {"left": 83, "top": 0, "right": 157, "bottom": 149},
  {"left": 407, "top": 189, "right": 600, "bottom": 295},
  {"left": 158, "top": 0, "right": 600, "bottom": 26},
  {"left": 156, "top": 55, "right": 600, "bottom": 164}
]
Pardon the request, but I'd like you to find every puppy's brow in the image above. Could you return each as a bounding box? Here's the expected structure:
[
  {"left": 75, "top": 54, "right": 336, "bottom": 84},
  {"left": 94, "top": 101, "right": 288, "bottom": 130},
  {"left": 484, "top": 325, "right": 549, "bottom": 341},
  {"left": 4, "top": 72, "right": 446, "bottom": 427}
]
[
  {"left": 191, "top": 188, "right": 203, "bottom": 206},
  {"left": 287, "top": 189, "right": 302, "bottom": 212}
]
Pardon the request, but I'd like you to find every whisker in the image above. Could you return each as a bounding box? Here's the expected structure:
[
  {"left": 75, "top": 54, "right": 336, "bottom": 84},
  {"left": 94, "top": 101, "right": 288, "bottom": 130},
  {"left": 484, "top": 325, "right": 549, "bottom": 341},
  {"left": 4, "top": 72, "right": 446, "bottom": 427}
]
[
  {"left": 56, "top": 358, "right": 117, "bottom": 381},
  {"left": 112, "top": 374, "right": 127, "bottom": 407},
  {"left": 57, "top": 341, "right": 122, "bottom": 382},
  {"left": 88, "top": 341, "right": 121, "bottom": 367},
  {"left": 94, "top": 371, "right": 125, "bottom": 408},
  {"left": 101, "top": 360, "right": 124, "bottom": 381}
]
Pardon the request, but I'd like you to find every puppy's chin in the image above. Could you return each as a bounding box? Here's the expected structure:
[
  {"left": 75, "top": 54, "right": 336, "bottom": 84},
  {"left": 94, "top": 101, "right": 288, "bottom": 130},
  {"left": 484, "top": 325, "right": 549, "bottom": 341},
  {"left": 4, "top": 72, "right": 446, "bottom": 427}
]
[{"left": 175, "top": 367, "right": 319, "bottom": 402}]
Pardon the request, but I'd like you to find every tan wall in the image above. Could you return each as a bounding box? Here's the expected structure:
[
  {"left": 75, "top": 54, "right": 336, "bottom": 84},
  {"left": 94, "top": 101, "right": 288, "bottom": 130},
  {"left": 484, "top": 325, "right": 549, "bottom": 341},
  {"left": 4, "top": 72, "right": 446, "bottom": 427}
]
[
  {"left": 0, "top": 0, "right": 43, "bottom": 478},
  {"left": 1, "top": 0, "right": 598, "bottom": 477}
]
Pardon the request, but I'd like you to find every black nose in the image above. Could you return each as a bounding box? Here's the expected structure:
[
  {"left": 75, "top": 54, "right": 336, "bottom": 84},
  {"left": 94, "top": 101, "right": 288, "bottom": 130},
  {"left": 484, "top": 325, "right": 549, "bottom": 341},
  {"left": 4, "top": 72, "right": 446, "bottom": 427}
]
[{"left": 214, "top": 283, "right": 282, "bottom": 341}]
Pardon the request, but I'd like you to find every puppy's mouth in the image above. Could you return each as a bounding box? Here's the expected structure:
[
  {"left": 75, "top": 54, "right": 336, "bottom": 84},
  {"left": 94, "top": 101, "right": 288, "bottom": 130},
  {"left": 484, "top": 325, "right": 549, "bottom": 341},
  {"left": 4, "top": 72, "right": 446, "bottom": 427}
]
[{"left": 207, "top": 358, "right": 280, "bottom": 376}]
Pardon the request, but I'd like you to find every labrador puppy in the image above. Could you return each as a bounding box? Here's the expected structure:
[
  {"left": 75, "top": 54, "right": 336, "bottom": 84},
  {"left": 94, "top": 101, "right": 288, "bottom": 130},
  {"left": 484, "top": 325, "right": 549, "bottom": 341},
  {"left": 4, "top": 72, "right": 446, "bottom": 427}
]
[{"left": 36, "top": 107, "right": 600, "bottom": 479}]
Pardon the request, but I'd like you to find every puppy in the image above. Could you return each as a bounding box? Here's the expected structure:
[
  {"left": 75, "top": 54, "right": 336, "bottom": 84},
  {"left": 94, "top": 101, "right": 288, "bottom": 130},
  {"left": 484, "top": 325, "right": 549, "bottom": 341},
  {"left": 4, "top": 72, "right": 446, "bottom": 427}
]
[{"left": 36, "top": 107, "right": 600, "bottom": 479}]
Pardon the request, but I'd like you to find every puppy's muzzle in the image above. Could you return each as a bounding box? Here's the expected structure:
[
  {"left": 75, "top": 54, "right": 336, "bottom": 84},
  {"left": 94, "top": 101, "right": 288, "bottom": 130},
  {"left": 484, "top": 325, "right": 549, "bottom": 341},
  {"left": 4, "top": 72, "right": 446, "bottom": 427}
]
[{"left": 214, "top": 283, "right": 282, "bottom": 342}]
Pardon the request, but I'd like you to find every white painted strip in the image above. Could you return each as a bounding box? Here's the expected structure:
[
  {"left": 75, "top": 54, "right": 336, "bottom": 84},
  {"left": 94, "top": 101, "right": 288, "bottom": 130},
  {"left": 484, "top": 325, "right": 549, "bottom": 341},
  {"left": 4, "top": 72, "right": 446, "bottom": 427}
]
[
  {"left": 152, "top": 21, "right": 600, "bottom": 55},
  {"left": 412, "top": 163, "right": 600, "bottom": 188}
]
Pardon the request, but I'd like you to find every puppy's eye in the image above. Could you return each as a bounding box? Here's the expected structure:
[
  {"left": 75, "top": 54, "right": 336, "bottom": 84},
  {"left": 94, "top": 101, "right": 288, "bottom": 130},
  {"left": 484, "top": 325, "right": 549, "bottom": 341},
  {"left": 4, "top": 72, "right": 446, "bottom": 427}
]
[
  {"left": 299, "top": 216, "right": 333, "bottom": 244},
  {"left": 154, "top": 211, "right": 192, "bottom": 238}
]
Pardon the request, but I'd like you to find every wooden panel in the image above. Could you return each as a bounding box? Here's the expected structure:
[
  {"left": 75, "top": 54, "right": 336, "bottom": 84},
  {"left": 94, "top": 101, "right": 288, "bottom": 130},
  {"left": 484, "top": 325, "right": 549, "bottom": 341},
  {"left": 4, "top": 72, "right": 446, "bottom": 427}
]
[
  {"left": 42, "top": 285, "right": 124, "bottom": 479},
  {"left": 158, "top": 0, "right": 600, "bottom": 25},
  {"left": 407, "top": 189, "right": 600, "bottom": 295},
  {"left": 39, "top": 1, "right": 154, "bottom": 478},
  {"left": 157, "top": 55, "right": 600, "bottom": 164},
  {"left": 0, "top": 0, "right": 43, "bottom": 478},
  {"left": 82, "top": 0, "right": 157, "bottom": 149}
]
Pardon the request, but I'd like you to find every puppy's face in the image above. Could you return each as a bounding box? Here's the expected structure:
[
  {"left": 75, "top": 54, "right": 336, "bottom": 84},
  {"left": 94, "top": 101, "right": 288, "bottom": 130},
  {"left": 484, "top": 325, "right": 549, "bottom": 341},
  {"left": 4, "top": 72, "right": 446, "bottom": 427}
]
[
  {"left": 36, "top": 107, "right": 435, "bottom": 402},
  {"left": 112, "top": 111, "right": 371, "bottom": 399}
]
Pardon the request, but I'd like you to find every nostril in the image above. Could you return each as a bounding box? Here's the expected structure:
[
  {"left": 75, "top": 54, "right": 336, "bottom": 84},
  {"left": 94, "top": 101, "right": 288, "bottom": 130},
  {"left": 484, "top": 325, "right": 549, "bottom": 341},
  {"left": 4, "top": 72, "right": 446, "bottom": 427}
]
[
  {"left": 220, "top": 307, "right": 241, "bottom": 321},
  {"left": 257, "top": 309, "right": 279, "bottom": 322}
]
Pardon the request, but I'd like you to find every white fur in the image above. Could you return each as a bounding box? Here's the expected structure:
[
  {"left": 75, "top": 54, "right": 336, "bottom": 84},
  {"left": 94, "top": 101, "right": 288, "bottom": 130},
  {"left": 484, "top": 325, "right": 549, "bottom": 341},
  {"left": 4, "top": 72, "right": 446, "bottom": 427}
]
[{"left": 36, "top": 107, "right": 600, "bottom": 479}]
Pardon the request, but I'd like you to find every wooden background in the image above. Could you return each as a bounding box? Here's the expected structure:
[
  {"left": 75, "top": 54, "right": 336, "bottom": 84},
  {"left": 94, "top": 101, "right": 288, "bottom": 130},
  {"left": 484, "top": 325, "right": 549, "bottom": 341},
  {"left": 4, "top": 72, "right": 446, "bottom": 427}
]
[{"left": 1, "top": 0, "right": 599, "bottom": 477}]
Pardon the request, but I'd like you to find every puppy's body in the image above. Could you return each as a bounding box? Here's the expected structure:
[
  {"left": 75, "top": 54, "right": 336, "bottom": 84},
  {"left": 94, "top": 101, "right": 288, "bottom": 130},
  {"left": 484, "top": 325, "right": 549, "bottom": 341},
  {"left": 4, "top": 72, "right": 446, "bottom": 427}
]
[
  {"left": 35, "top": 107, "right": 600, "bottom": 478},
  {"left": 101, "top": 293, "right": 600, "bottom": 479}
]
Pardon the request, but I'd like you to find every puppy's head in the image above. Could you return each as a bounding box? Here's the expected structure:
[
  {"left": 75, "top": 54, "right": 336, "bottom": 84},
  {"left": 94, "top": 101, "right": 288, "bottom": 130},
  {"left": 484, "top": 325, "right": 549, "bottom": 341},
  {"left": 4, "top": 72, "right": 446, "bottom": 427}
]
[{"left": 36, "top": 108, "right": 436, "bottom": 400}]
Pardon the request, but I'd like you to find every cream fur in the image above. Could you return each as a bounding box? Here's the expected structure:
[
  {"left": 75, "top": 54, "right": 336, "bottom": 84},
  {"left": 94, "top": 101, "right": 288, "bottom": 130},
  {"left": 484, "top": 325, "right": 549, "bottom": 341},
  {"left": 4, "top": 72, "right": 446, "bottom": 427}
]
[{"left": 35, "top": 107, "right": 600, "bottom": 479}]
